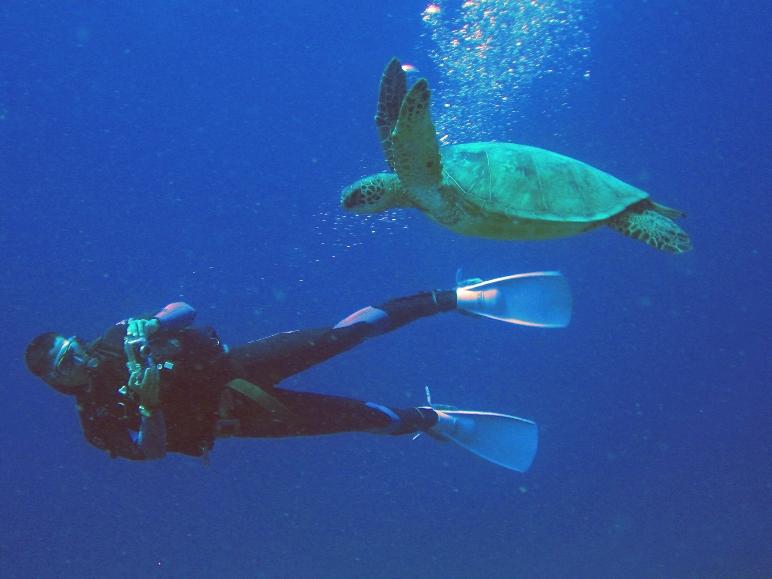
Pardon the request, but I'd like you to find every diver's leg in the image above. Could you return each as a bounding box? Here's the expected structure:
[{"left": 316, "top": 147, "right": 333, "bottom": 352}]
[
  {"left": 228, "top": 290, "right": 456, "bottom": 384},
  {"left": 231, "top": 389, "right": 438, "bottom": 438},
  {"left": 336, "top": 289, "right": 456, "bottom": 333}
]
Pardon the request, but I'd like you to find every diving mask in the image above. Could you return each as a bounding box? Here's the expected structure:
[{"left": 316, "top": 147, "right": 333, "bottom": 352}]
[{"left": 48, "top": 335, "right": 89, "bottom": 383}]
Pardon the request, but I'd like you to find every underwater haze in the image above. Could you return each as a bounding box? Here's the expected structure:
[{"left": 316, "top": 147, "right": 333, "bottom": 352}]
[{"left": 1, "top": 1, "right": 770, "bottom": 577}]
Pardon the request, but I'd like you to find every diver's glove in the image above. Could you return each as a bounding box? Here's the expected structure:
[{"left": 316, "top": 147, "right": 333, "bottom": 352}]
[
  {"left": 127, "top": 362, "right": 161, "bottom": 411},
  {"left": 126, "top": 318, "right": 160, "bottom": 340}
]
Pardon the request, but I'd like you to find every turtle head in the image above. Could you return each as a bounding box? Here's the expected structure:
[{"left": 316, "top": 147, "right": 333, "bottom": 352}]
[{"left": 341, "top": 173, "right": 408, "bottom": 214}]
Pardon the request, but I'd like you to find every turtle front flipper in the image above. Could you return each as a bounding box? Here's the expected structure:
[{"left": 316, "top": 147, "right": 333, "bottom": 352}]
[
  {"left": 392, "top": 78, "right": 443, "bottom": 192},
  {"left": 607, "top": 203, "right": 693, "bottom": 253},
  {"left": 375, "top": 58, "right": 407, "bottom": 171}
]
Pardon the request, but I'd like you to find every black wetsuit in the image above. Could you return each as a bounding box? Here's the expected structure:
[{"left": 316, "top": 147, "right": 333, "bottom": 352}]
[{"left": 75, "top": 291, "right": 456, "bottom": 460}]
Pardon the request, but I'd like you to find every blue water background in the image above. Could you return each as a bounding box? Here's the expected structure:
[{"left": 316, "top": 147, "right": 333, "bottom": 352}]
[{"left": 1, "top": 2, "right": 769, "bottom": 577}]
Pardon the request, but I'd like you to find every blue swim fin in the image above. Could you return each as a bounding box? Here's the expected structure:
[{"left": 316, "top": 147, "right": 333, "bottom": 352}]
[
  {"left": 425, "top": 408, "right": 539, "bottom": 472},
  {"left": 456, "top": 271, "right": 572, "bottom": 328}
]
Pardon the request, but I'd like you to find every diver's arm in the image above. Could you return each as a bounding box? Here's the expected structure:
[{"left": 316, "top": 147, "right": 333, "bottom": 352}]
[
  {"left": 133, "top": 407, "right": 167, "bottom": 460},
  {"left": 78, "top": 403, "right": 149, "bottom": 461},
  {"left": 122, "top": 363, "right": 165, "bottom": 459},
  {"left": 78, "top": 405, "right": 166, "bottom": 460}
]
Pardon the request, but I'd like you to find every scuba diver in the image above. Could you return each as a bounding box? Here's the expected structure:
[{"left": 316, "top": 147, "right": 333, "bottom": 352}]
[{"left": 24, "top": 272, "right": 571, "bottom": 472}]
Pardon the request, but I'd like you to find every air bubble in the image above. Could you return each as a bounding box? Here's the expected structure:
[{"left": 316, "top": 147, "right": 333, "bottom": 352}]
[{"left": 422, "top": 0, "right": 591, "bottom": 142}]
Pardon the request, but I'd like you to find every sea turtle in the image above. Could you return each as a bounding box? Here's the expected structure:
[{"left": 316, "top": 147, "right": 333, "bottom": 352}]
[{"left": 341, "top": 58, "right": 692, "bottom": 254}]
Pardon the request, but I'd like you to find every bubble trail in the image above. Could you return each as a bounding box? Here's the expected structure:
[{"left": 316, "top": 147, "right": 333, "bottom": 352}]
[{"left": 422, "top": 0, "right": 591, "bottom": 142}]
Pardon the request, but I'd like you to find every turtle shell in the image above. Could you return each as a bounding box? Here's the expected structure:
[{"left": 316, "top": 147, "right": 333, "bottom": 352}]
[{"left": 440, "top": 142, "right": 649, "bottom": 222}]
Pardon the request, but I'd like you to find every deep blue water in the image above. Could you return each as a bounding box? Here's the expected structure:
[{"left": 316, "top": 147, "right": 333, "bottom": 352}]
[{"left": 1, "top": 2, "right": 770, "bottom": 578}]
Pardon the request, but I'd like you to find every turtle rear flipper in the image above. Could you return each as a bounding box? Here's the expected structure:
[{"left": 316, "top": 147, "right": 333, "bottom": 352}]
[
  {"left": 608, "top": 206, "right": 693, "bottom": 254},
  {"left": 375, "top": 58, "right": 407, "bottom": 171},
  {"left": 392, "top": 79, "right": 443, "bottom": 192}
]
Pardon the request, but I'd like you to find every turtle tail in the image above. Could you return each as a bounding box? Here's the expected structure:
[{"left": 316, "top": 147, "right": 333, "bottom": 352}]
[
  {"left": 649, "top": 200, "right": 686, "bottom": 220},
  {"left": 607, "top": 202, "right": 693, "bottom": 254}
]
